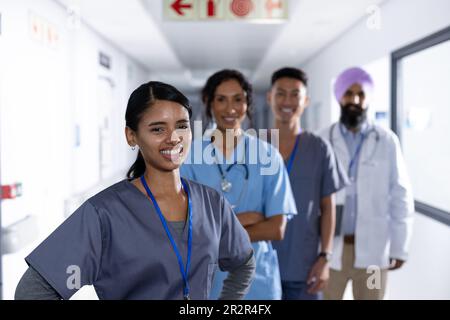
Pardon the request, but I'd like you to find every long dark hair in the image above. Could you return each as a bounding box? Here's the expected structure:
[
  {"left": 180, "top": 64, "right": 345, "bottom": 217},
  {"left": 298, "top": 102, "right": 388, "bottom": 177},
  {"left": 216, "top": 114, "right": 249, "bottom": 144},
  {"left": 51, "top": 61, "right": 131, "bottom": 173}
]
[
  {"left": 125, "top": 81, "right": 192, "bottom": 179},
  {"left": 201, "top": 69, "right": 253, "bottom": 123}
]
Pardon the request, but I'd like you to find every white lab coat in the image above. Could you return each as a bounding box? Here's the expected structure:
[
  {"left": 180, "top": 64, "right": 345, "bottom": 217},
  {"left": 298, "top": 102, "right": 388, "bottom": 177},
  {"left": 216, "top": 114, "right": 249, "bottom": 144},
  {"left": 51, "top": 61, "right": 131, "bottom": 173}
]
[{"left": 320, "top": 122, "right": 414, "bottom": 270}]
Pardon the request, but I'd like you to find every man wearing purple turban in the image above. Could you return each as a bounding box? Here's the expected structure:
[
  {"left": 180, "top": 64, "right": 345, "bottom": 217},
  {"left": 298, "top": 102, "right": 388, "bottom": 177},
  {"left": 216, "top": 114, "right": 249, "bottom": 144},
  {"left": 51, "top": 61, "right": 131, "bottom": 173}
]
[{"left": 320, "top": 67, "right": 414, "bottom": 300}]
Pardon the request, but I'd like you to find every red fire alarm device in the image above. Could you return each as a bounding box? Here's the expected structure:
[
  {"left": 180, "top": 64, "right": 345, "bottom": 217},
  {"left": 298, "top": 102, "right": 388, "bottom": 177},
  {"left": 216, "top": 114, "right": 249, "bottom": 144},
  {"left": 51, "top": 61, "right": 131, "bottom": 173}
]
[{"left": 1, "top": 183, "right": 23, "bottom": 200}]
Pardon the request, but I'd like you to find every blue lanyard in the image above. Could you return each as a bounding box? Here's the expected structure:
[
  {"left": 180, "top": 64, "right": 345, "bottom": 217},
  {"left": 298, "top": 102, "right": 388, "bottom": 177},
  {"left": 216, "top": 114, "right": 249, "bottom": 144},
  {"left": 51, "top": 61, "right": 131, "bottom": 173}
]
[
  {"left": 286, "top": 134, "right": 301, "bottom": 174},
  {"left": 140, "top": 175, "right": 193, "bottom": 300},
  {"left": 339, "top": 125, "right": 366, "bottom": 174}
]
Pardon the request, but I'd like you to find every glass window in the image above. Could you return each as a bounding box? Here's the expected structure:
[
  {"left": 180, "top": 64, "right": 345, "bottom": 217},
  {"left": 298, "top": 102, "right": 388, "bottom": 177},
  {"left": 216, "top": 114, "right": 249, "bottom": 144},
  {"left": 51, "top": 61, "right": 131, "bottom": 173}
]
[{"left": 393, "top": 28, "right": 450, "bottom": 216}]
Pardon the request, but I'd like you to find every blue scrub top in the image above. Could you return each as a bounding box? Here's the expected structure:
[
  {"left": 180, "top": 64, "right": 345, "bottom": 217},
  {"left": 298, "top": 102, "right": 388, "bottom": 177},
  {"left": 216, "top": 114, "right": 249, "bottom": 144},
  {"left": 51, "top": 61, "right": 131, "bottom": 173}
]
[
  {"left": 25, "top": 179, "right": 253, "bottom": 300},
  {"left": 181, "top": 133, "right": 297, "bottom": 299},
  {"left": 272, "top": 132, "right": 346, "bottom": 282}
]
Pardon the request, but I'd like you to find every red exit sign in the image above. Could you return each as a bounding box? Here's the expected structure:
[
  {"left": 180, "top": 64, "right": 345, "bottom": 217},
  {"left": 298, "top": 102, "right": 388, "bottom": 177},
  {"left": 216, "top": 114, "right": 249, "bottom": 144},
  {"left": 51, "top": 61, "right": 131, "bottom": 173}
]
[{"left": 164, "top": 0, "right": 288, "bottom": 21}]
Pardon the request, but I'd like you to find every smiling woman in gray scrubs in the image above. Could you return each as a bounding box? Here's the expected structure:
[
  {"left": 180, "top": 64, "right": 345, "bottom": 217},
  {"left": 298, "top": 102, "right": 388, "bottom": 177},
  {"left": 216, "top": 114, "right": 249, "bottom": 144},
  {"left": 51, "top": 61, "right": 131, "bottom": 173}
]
[{"left": 15, "top": 81, "right": 255, "bottom": 300}]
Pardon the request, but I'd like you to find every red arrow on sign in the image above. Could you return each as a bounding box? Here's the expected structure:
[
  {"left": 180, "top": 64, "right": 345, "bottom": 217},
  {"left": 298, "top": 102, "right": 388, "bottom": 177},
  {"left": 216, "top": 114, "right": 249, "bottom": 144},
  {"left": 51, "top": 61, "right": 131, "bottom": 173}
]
[{"left": 171, "top": 0, "right": 192, "bottom": 16}]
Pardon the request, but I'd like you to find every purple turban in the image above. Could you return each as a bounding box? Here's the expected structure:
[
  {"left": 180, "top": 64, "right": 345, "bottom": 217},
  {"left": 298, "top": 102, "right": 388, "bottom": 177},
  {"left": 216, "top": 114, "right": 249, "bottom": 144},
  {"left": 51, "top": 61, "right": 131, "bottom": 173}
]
[{"left": 334, "top": 67, "right": 374, "bottom": 102}]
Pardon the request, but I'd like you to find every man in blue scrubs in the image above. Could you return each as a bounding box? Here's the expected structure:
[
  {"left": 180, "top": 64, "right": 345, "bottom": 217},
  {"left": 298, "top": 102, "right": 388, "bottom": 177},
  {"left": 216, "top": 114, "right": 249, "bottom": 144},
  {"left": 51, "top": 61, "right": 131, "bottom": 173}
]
[{"left": 268, "top": 67, "right": 347, "bottom": 300}]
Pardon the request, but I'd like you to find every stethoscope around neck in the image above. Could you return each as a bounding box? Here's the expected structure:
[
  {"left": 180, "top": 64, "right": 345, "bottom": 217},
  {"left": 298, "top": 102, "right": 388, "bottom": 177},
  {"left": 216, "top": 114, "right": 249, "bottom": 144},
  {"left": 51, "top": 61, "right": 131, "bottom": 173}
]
[
  {"left": 212, "top": 138, "right": 249, "bottom": 209},
  {"left": 216, "top": 162, "right": 249, "bottom": 192},
  {"left": 329, "top": 122, "right": 381, "bottom": 168}
]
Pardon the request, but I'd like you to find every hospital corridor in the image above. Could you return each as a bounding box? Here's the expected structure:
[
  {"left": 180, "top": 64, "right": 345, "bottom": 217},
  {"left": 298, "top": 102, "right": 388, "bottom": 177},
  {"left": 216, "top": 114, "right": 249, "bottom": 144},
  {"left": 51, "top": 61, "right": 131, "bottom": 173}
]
[{"left": 0, "top": 0, "right": 449, "bottom": 301}]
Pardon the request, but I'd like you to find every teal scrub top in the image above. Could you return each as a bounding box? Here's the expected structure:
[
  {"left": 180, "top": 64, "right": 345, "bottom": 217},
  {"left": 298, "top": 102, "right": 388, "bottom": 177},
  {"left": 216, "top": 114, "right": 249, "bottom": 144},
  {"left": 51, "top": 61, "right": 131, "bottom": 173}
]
[{"left": 181, "top": 133, "right": 297, "bottom": 299}]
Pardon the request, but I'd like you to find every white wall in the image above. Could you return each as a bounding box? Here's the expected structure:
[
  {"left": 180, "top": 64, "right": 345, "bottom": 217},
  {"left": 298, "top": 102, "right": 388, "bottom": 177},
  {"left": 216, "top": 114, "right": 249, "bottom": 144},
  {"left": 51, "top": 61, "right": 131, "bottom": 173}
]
[
  {"left": 387, "top": 213, "right": 450, "bottom": 300},
  {"left": 302, "top": 0, "right": 450, "bottom": 299},
  {"left": 0, "top": 0, "right": 148, "bottom": 299},
  {"left": 341, "top": 213, "right": 450, "bottom": 300}
]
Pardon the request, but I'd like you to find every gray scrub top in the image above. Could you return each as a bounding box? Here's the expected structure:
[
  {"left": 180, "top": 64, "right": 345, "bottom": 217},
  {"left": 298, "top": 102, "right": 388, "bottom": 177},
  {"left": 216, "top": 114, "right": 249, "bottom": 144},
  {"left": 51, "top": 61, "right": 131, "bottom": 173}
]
[
  {"left": 272, "top": 132, "right": 346, "bottom": 282},
  {"left": 25, "top": 179, "right": 253, "bottom": 300}
]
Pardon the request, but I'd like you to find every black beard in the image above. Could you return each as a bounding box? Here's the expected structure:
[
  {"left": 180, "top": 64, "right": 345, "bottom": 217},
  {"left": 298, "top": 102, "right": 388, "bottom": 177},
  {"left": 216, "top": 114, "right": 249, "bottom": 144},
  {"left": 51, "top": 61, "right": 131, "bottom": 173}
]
[{"left": 340, "top": 103, "right": 367, "bottom": 129}]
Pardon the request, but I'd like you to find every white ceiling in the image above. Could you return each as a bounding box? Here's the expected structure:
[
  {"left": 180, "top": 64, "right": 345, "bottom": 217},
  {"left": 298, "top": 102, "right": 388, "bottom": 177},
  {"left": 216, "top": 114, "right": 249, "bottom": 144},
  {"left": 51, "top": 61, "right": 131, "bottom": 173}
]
[{"left": 58, "top": 0, "right": 387, "bottom": 91}]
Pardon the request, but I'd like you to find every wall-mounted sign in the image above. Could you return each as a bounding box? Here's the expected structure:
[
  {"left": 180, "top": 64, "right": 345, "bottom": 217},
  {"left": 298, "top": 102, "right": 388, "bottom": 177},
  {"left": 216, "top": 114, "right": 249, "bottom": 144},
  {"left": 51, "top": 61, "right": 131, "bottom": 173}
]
[
  {"left": 28, "top": 11, "right": 60, "bottom": 49},
  {"left": 99, "top": 52, "right": 112, "bottom": 70},
  {"left": 164, "top": 0, "right": 288, "bottom": 21}
]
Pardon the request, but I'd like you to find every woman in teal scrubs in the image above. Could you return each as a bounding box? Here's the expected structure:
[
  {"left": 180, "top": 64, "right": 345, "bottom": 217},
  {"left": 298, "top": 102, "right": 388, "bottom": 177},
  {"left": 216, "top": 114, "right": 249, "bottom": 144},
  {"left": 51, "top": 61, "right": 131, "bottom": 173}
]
[{"left": 181, "top": 69, "right": 297, "bottom": 300}]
